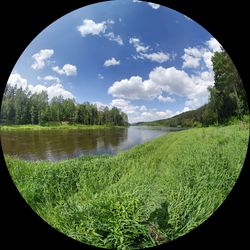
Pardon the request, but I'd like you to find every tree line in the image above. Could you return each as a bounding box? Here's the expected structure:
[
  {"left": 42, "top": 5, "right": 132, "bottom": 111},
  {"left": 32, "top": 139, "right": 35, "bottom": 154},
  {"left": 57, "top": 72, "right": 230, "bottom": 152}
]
[
  {"left": 0, "top": 87, "right": 128, "bottom": 126},
  {"left": 135, "top": 50, "right": 249, "bottom": 127},
  {"left": 204, "top": 50, "right": 248, "bottom": 125}
]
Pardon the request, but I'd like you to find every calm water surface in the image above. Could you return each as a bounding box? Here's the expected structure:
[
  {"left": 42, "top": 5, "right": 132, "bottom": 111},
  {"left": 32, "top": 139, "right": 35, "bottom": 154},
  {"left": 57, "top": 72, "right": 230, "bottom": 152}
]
[{"left": 0, "top": 126, "right": 180, "bottom": 161}]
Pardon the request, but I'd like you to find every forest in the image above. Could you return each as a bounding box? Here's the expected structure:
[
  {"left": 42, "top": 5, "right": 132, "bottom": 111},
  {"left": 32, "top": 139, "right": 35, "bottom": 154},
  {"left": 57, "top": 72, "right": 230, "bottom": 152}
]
[
  {"left": 0, "top": 88, "right": 128, "bottom": 126},
  {"left": 135, "top": 51, "right": 249, "bottom": 127}
]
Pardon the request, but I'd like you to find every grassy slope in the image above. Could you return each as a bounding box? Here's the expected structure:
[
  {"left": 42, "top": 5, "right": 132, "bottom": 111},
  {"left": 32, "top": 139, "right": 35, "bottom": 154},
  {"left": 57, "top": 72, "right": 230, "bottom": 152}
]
[
  {"left": 0, "top": 124, "right": 125, "bottom": 130},
  {"left": 5, "top": 124, "right": 249, "bottom": 249}
]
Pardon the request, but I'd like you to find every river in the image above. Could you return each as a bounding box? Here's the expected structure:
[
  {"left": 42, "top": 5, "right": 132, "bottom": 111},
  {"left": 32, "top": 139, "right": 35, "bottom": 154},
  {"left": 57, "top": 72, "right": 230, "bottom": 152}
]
[{"left": 0, "top": 126, "right": 181, "bottom": 161}]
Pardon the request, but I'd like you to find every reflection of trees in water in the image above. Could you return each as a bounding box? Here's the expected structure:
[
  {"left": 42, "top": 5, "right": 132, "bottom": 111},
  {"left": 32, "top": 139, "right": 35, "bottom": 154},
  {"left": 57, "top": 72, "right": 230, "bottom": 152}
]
[
  {"left": 98, "top": 128, "right": 128, "bottom": 148},
  {"left": 70, "top": 128, "right": 128, "bottom": 150},
  {"left": 1, "top": 130, "right": 50, "bottom": 160},
  {"left": 1, "top": 128, "right": 128, "bottom": 161}
]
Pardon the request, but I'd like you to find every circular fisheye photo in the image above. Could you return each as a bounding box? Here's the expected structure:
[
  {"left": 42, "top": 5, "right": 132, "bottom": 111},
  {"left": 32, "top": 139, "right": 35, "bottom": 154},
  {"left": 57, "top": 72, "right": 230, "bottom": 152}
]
[{"left": 1, "top": 0, "right": 249, "bottom": 249}]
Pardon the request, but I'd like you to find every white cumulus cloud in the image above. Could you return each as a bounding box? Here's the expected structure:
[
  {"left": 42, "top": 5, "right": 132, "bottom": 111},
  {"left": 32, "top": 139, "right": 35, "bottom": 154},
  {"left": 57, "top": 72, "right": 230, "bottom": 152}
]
[
  {"left": 108, "top": 65, "right": 214, "bottom": 110},
  {"left": 7, "top": 73, "right": 74, "bottom": 100},
  {"left": 182, "top": 37, "right": 222, "bottom": 70},
  {"left": 77, "top": 19, "right": 123, "bottom": 46},
  {"left": 104, "top": 37, "right": 221, "bottom": 122},
  {"left": 206, "top": 37, "right": 222, "bottom": 53},
  {"left": 182, "top": 47, "right": 204, "bottom": 69},
  {"left": 77, "top": 19, "right": 107, "bottom": 37},
  {"left": 129, "top": 37, "right": 149, "bottom": 53},
  {"left": 52, "top": 64, "right": 77, "bottom": 76},
  {"left": 8, "top": 73, "right": 28, "bottom": 89},
  {"left": 105, "top": 32, "right": 123, "bottom": 45},
  {"left": 186, "top": 71, "right": 214, "bottom": 109},
  {"left": 151, "top": 66, "right": 214, "bottom": 109},
  {"left": 31, "top": 49, "right": 54, "bottom": 70},
  {"left": 92, "top": 98, "right": 178, "bottom": 124},
  {"left": 104, "top": 57, "right": 120, "bottom": 67},
  {"left": 132, "top": 0, "right": 160, "bottom": 10},
  {"left": 46, "top": 84, "right": 74, "bottom": 100},
  {"left": 158, "top": 95, "right": 176, "bottom": 103},
  {"left": 129, "top": 37, "right": 171, "bottom": 63},
  {"left": 92, "top": 99, "right": 140, "bottom": 121},
  {"left": 131, "top": 109, "right": 175, "bottom": 123},
  {"left": 42, "top": 75, "right": 61, "bottom": 83},
  {"left": 108, "top": 75, "right": 160, "bottom": 100},
  {"left": 110, "top": 99, "right": 139, "bottom": 114},
  {"left": 178, "top": 37, "right": 223, "bottom": 108},
  {"left": 149, "top": 66, "right": 195, "bottom": 96},
  {"left": 148, "top": 2, "right": 160, "bottom": 9},
  {"left": 141, "top": 52, "right": 170, "bottom": 63}
]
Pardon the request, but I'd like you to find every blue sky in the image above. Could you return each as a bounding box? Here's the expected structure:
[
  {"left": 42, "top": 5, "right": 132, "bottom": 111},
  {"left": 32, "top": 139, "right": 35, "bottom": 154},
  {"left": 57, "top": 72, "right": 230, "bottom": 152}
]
[{"left": 7, "top": 0, "right": 222, "bottom": 123}]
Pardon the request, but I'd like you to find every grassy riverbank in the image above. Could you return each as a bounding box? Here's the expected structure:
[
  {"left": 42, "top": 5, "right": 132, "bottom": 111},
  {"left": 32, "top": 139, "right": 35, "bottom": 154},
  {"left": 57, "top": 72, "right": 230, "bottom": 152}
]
[
  {"left": 0, "top": 124, "right": 126, "bottom": 131},
  {"left": 5, "top": 123, "right": 249, "bottom": 249}
]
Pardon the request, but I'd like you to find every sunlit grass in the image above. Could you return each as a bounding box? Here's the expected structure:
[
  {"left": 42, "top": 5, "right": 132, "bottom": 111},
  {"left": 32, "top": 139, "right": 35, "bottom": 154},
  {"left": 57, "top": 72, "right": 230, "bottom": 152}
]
[
  {"left": 5, "top": 123, "right": 249, "bottom": 249},
  {"left": 0, "top": 124, "right": 125, "bottom": 130}
]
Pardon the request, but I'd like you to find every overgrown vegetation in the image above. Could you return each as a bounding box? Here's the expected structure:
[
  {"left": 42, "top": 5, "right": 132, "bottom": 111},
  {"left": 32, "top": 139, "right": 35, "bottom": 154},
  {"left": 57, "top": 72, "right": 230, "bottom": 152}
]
[
  {"left": 0, "top": 90, "right": 128, "bottom": 126},
  {"left": 134, "top": 50, "right": 249, "bottom": 128},
  {"left": 5, "top": 123, "right": 249, "bottom": 249}
]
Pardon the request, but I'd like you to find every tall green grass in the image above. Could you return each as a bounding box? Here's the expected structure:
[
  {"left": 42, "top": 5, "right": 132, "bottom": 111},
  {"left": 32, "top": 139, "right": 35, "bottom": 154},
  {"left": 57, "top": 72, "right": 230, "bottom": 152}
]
[{"left": 5, "top": 124, "right": 249, "bottom": 249}]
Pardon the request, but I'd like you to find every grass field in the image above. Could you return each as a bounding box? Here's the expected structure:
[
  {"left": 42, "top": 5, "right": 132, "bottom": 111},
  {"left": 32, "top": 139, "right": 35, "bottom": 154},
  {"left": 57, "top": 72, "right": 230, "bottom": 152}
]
[
  {"left": 0, "top": 124, "right": 125, "bottom": 131},
  {"left": 5, "top": 123, "right": 249, "bottom": 249}
]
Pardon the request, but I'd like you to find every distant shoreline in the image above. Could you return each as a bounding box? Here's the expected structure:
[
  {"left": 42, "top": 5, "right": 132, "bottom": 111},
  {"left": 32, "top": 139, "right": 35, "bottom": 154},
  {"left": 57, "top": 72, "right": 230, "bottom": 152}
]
[{"left": 0, "top": 124, "right": 127, "bottom": 131}]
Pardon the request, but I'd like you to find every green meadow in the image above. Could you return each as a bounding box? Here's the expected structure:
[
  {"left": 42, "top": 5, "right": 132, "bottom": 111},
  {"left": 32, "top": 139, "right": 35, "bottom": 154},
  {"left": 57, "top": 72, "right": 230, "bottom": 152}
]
[{"left": 5, "top": 123, "right": 249, "bottom": 249}]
